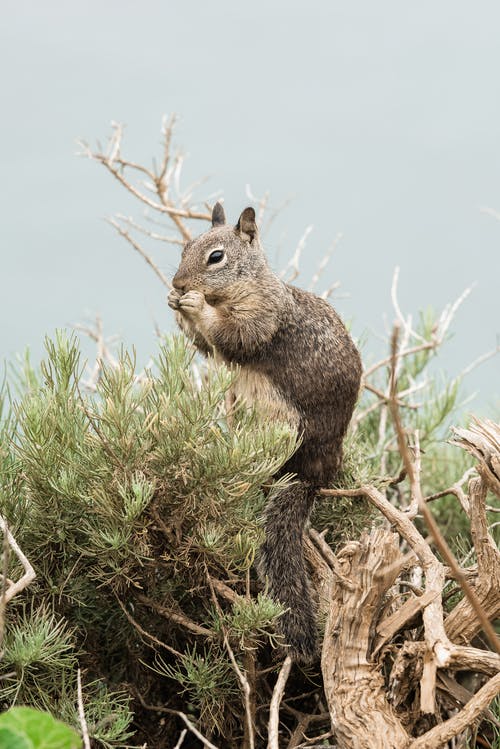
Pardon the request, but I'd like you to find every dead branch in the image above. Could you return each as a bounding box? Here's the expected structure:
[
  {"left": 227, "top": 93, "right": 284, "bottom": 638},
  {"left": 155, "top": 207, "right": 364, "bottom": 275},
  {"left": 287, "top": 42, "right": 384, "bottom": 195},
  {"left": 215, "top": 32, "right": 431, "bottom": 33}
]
[
  {"left": 322, "top": 483, "right": 453, "bottom": 673},
  {"left": 267, "top": 656, "right": 292, "bottom": 749},
  {"left": 388, "top": 325, "right": 500, "bottom": 659},
  {"left": 78, "top": 130, "right": 210, "bottom": 224},
  {"left": 173, "top": 728, "right": 187, "bottom": 749},
  {"left": 320, "top": 405, "right": 500, "bottom": 745},
  {"left": 309, "top": 233, "right": 342, "bottom": 292},
  {"left": 0, "top": 515, "right": 36, "bottom": 605},
  {"left": 135, "top": 593, "right": 214, "bottom": 638},
  {"left": 114, "top": 593, "right": 182, "bottom": 657},
  {"left": 175, "top": 712, "right": 221, "bottom": 749},
  {"left": 206, "top": 571, "right": 255, "bottom": 749},
  {"left": 108, "top": 218, "right": 171, "bottom": 288},
  {"left": 115, "top": 213, "right": 184, "bottom": 245},
  {"left": 77, "top": 668, "right": 91, "bottom": 749},
  {"left": 279, "top": 226, "right": 313, "bottom": 283},
  {"left": 444, "top": 475, "right": 500, "bottom": 647},
  {"left": 451, "top": 418, "right": 500, "bottom": 499},
  {"left": 424, "top": 466, "right": 476, "bottom": 512},
  {"left": 362, "top": 280, "right": 474, "bottom": 381},
  {"left": 410, "top": 672, "right": 500, "bottom": 749}
]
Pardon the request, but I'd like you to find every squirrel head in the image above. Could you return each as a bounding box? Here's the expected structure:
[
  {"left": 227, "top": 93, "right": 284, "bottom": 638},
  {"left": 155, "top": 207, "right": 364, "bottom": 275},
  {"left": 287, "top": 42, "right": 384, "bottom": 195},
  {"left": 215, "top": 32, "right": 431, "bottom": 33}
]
[{"left": 172, "top": 204, "right": 271, "bottom": 302}]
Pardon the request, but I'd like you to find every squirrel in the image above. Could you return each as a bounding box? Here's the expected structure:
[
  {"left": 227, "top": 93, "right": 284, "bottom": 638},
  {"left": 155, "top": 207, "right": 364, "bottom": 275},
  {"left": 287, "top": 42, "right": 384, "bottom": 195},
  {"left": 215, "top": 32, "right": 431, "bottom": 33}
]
[{"left": 168, "top": 203, "right": 362, "bottom": 661}]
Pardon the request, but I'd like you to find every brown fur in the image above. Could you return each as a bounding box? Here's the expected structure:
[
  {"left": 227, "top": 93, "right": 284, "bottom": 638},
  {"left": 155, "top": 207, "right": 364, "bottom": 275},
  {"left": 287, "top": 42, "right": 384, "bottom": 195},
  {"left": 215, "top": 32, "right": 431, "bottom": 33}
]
[{"left": 168, "top": 204, "right": 362, "bottom": 660}]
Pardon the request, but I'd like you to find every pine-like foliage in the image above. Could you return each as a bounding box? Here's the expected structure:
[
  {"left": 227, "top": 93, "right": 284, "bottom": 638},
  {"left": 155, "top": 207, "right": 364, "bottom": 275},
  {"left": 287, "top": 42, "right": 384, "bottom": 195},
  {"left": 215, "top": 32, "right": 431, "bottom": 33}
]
[{"left": 0, "top": 332, "right": 299, "bottom": 746}]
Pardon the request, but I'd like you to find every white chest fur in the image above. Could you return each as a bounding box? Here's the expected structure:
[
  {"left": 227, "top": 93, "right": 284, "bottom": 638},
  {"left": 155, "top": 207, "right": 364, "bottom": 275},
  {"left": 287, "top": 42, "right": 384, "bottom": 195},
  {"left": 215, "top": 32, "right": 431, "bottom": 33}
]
[{"left": 231, "top": 366, "right": 300, "bottom": 429}]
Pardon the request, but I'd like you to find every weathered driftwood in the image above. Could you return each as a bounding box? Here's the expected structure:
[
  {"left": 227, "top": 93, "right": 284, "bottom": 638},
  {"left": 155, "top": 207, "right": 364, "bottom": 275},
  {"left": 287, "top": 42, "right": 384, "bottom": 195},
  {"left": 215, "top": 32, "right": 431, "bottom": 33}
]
[
  {"left": 307, "top": 418, "right": 500, "bottom": 749},
  {"left": 314, "top": 529, "right": 409, "bottom": 748}
]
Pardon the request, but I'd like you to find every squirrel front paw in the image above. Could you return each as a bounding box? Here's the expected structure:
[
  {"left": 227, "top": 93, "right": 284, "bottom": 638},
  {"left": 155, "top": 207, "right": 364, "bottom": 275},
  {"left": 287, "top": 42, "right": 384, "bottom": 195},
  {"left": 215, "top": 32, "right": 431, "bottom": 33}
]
[
  {"left": 167, "top": 288, "right": 182, "bottom": 310},
  {"left": 177, "top": 290, "right": 206, "bottom": 320}
]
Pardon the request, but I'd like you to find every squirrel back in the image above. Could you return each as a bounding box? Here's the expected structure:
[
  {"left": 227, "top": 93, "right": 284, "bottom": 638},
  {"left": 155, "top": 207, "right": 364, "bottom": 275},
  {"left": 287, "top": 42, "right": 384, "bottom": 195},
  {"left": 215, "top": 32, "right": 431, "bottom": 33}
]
[{"left": 168, "top": 203, "right": 362, "bottom": 660}]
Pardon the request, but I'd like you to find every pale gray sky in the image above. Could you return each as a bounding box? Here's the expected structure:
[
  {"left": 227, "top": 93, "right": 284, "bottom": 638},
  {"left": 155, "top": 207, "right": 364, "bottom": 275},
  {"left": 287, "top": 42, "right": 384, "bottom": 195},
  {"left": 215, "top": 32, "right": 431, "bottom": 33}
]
[{"left": 1, "top": 1, "right": 498, "bottom": 409}]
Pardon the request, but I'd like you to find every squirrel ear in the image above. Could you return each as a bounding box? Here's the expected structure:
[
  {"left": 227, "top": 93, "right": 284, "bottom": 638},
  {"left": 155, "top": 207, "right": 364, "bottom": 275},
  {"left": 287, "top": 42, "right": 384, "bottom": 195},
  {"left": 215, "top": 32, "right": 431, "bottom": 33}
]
[
  {"left": 235, "top": 207, "right": 258, "bottom": 242},
  {"left": 211, "top": 202, "right": 226, "bottom": 227}
]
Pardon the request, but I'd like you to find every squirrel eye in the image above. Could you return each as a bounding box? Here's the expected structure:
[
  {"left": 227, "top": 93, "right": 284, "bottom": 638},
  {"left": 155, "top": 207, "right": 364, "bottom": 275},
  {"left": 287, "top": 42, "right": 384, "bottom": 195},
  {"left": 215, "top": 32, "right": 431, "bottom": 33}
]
[{"left": 207, "top": 249, "right": 224, "bottom": 265}]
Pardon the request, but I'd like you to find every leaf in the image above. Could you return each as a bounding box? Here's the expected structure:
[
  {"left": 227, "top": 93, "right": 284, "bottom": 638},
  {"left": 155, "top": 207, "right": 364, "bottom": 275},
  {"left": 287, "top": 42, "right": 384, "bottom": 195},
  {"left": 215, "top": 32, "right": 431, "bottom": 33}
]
[{"left": 0, "top": 707, "right": 80, "bottom": 749}]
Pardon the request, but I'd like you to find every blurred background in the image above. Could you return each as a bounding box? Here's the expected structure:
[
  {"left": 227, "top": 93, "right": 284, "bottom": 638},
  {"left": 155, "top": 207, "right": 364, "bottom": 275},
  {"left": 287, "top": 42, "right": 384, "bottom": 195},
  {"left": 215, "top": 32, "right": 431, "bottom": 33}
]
[{"left": 1, "top": 0, "right": 498, "bottom": 410}]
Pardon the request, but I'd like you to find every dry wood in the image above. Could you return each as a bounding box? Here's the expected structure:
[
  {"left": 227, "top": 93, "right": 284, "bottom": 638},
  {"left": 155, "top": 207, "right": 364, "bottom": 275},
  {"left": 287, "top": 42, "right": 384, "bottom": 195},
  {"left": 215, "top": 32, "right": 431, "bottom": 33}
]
[
  {"left": 135, "top": 593, "right": 213, "bottom": 637},
  {"left": 320, "top": 529, "right": 409, "bottom": 749},
  {"left": 409, "top": 672, "right": 500, "bottom": 749},
  {"left": 374, "top": 588, "right": 438, "bottom": 654},
  {"left": 318, "top": 414, "right": 500, "bottom": 746},
  {"left": 77, "top": 668, "right": 91, "bottom": 749},
  {"left": 268, "top": 656, "right": 293, "bottom": 749},
  {"left": 0, "top": 515, "right": 36, "bottom": 605},
  {"left": 444, "top": 476, "right": 500, "bottom": 646}
]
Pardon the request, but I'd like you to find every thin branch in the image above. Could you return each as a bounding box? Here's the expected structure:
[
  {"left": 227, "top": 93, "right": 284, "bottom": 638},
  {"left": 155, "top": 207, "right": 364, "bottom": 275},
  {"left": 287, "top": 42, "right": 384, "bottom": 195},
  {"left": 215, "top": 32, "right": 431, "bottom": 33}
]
[
  {"left": 77, "top": 669, "right": 91, "bottom": 749},
  {"left": 391, "top": 266, "right": 425, "bottom": 345},
  {"left": 0, "top": 515, "right": 36, "bottom": 604},
  {"left": 173, "top": 729, "right": 187, "bottom": 749},
  {"left": 79, "top": 139, "right": 210, "bottom": 222},
  {"left": 388, "top": 324, "right": 423, "bottom": 518},
  {"left": 419, "top": 479, "right": 500, "bottom": 655},
  {"left": 387, "top": 324, "right": 500, "bottom": 677},
  {"left": 245, "top": 185, "right": 270, "bottom": 227},
  {"left": 108, "top": 218, "right": 172, "bottom": 288},
  {"left": 279, "top": 226, "right": 313, "bottom": 283},
  {"left": 115, "top": 214, "right": 184, "bottom": 245},
  {"left": 135, "top": 593, "right": 214, "bottom": 638},
  {"left": 206, "top": 571, "right": 255, "bottom": 749},
  {"left": 114, "top": 593, "right": 182, "bottom": 657},
  {"left": 308, "top": 233, "right": 342, "bottom": 292},
  {"left": 158, "top": 113, "right": 177, "bottom": 184},
  {"left": 362, "top": 282, "right": 474, "bottom": 382},
  {"left": 424, "top": 467, "right": 476, "bottom": 513},
  {"left": 364, "top": 382, "right": 420, "bottom": 410},
  {"left": 460, "top": 341, "right": 500, "bottom": 377},
  {"left": 176, "top": 712, "right": 221, "bottom": 749},
  {"left": 0, "top": 522, "right": 10, "bottom": 649},
  {"left": 134, "top": 690, "right": 221, "bottom": 749},
  {"left": 268, "top": 656, "right": 293, "bottom": 749},
  {"left": 308, "top": 528, "right": 355, "bottom": 590}
]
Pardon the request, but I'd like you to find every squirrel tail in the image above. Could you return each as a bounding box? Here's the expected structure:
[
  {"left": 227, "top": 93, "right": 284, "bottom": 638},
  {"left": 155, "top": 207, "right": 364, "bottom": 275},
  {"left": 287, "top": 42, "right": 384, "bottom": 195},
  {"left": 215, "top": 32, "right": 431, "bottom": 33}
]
[{"left": 257, "top": 481, "right": 317, "bottom": 661}]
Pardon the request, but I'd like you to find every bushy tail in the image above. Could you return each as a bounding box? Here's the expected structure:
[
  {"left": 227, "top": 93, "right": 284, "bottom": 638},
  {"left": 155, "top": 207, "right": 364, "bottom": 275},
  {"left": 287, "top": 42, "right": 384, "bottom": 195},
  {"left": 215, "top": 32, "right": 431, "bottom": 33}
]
[{"left": 257, "top": 481, "right": 317, "bottom": 661}]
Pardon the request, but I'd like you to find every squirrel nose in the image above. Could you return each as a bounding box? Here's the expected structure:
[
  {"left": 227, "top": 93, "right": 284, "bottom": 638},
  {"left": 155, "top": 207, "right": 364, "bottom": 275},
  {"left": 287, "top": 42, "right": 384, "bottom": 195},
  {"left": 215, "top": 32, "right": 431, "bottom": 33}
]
[{"left": 172, "top": 272, "right": 188, "bottom": 292}]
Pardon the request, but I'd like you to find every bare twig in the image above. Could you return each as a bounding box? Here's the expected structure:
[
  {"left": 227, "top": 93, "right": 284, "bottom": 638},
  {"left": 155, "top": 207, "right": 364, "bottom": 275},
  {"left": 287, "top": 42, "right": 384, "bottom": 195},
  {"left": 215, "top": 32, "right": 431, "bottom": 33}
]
[
  {"left": 176, "top": 712, "right": 220, "bottom": 749},
  {"left": 309, "top": 233, "right": 342, "bottom": 292},
  {"left": 173, "top": 729, "right": 188, "bottom": 749},
  {"left": 77, "top": 669, "right": 91, "bottom": 749},
  {"left": 115, "top": 214, "right": 184, "bottom": 245},
  {"left": 0, "top": 516, "right": 36, "bottom": 605},
  {"left": 268, "top": 656, "right": 293, "bottom": 749},
  {"left": 424, "top": 466, "right": 476, "bottom": 513},
  {"left": 308, "top": 528, "right": 355, "bottom": 590},
  {"left": 135, "top": 593, "right": 213, "bottom": 638},
  {"left": 79, "top": 138, "right": 210, "bottom": 223},
  {"left": 108, "top": 218, "right": 172, "bottom": 288},
  {"left": 460, "top": 341, "right": 500, "bottom": 377},
  {"left": 206, "top": 571, "right": 255, "bottom": 749},
  {"left": 0, "top": 522, "right": 10, "bottom": 649},
  {"left": 279, "top": 227, "right": 313, "bottom": 283},
  {"left": 386, "top": 325, "right": 500, "bottom": 706},
  {"left": 114, "top": 593, "right": 182, "bottom": 657}
]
